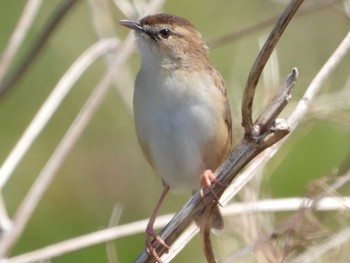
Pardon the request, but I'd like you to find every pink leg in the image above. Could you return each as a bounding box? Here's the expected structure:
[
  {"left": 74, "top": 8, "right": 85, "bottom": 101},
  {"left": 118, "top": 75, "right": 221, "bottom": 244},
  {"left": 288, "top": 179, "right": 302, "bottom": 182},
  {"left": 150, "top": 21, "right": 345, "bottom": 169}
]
[
  {"left": 145, "top": 185, "right": 170, "bottom": 262},
  {"left": 200, "top": 169, "right": 224, "bottom": 204}
]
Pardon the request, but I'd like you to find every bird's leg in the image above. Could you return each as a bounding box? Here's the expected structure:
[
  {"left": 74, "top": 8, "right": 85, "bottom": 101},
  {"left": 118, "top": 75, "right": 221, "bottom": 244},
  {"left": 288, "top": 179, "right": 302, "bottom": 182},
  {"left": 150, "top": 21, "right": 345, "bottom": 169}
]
[
  {"left": 145, "top": 184, "right": 171, "bottom": 262},
  {"left": 200, "top": 169, "right": 224, "bottom": 205}
]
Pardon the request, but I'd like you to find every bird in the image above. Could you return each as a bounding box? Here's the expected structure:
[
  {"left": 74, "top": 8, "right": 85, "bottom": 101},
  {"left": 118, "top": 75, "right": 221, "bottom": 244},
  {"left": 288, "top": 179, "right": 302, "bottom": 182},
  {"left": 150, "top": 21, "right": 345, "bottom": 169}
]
[{"left": 119, "top": 13, "right": 232, "bottom": 262}]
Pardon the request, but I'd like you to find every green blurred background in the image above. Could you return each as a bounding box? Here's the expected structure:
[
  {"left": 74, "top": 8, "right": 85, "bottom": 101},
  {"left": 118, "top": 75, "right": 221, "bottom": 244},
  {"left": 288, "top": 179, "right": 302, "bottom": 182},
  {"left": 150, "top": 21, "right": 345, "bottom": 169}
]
[{"left": 0, "top": 0, "right": 349, "bottom": 262}]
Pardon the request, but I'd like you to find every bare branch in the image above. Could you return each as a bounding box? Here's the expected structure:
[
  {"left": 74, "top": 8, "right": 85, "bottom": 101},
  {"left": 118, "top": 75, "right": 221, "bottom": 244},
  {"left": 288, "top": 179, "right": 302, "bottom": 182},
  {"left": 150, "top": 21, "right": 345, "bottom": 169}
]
[
  {"left": 241, "top": 0, "right": 304, "bottom": 137},
  {"left": 255, "top": 68, "right": 298, "bottom": 134}
]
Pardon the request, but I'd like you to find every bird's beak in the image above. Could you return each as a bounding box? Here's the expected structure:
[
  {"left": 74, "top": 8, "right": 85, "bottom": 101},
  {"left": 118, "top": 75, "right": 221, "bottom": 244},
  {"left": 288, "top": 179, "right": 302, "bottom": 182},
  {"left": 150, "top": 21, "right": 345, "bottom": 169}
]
[{"left": 119, "top": 20, "right": 143, "bottom": 32}]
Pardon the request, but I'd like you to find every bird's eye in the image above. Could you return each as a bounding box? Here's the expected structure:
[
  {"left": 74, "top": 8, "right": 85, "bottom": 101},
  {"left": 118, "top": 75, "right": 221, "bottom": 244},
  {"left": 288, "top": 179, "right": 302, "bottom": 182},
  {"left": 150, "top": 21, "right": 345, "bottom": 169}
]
[{"left": 159, "top": 28, "right": 171, "bottom": 39}]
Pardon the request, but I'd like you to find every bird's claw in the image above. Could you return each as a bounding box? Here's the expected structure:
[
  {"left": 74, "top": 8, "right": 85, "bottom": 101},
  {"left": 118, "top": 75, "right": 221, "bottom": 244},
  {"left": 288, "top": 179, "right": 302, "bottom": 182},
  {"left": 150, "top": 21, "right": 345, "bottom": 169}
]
[
  {"left": 145, "top": 227, "right": 170, "bottom": 262},
  {"left": 200, "top": 170, "right": 225, "bottom": 206}
]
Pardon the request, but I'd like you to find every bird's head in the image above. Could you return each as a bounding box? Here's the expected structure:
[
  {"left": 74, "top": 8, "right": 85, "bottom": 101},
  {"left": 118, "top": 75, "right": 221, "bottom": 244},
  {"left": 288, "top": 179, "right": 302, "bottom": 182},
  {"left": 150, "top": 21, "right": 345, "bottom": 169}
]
[{"left": 119, "top": 13, "right": 209, "bottom": 69}]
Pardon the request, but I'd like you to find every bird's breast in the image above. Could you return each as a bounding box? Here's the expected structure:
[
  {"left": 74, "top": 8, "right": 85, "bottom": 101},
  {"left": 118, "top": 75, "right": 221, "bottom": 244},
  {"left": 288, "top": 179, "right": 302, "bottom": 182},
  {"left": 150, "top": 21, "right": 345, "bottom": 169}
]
[{"left": 133, "top": 70, "right": 225, "bottom": 191}]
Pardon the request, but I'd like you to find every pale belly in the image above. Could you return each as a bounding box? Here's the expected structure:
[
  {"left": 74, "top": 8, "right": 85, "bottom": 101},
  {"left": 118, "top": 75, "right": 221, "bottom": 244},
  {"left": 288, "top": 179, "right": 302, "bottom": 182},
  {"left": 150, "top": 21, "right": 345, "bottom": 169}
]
[
  {"left": 134, "top": 70, "right": 225, "bottom": 191},
  {"left": 134, "top": 93, "right": 224, "bottom": 191}
]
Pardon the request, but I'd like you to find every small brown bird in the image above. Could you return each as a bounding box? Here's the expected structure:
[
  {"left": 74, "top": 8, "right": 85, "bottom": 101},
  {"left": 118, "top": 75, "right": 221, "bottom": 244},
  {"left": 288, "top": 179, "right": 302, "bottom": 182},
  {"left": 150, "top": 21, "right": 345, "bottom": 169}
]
[{"left": 120, "top": 13, "right": 232, "bottom": 262}]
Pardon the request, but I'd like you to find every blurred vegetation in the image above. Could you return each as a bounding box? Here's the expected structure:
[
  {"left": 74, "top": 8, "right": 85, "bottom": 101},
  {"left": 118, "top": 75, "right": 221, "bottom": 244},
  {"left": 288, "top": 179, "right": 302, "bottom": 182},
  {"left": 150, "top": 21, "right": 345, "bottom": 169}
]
[{"left": 0, "top": 0, "right": 349, "bottom": 262}]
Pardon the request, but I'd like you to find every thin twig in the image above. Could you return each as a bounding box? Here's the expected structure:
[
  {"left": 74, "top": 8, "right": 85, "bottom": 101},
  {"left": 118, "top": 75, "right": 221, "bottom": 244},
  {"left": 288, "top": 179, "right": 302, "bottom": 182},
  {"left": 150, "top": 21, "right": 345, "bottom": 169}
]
[
  {"left": 0, "top": 0, "right": 43, "bottom": 85},
  {"left": 255, "top": 68, "right": 297, "bottom": 134},
  {"left": 241, "top": 0, "right": 304, "bottom": 137},
  {"left": 0, "top": 0, "right": 78, "bottom": 98}
]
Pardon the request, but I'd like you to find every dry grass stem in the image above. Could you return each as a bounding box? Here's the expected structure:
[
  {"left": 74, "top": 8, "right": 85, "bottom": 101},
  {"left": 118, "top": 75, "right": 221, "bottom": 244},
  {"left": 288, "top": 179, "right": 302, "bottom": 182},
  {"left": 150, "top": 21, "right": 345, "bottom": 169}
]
[
  {"left": 0, "top": 38, "right": 123, "bottom": 258},
  {"left": 0, "top": 0, "right": 43, "bottom": 88},
  {"left": 288, "top": 31, "right": 350, "bottom": 129},
  {"left": 286, "top": 227, "right": 350, "bottom": 263},
  {"left": 225, "top": 171, "right": 350, "bottom": 262},
  {"left": 0, "top": 0, "right": 167, "bottom": 258},
  {"left": 3, "top": 196, "right": 350, "bottom": 263},
  {"left": 0, "top": 0, "right": 78, "bottom": 97},
  {"left": 106, "top": 204, "right": 124, "bottom": 263},
  {"left": 0, "top": 39, "right": 119, "bottom": 190},
  {"left": 87, "top": 0, "right": 134, "bottom": 111}
]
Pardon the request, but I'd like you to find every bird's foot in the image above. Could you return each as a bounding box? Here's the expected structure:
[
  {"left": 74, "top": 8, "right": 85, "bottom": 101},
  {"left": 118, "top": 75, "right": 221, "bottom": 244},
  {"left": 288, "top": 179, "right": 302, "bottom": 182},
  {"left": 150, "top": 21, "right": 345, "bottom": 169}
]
[
  {"left": 200, "top": 169, "right": 225, "bottom": 205},
  {"left": 145, "top": 226, "right": 170, "bottom": 263}
]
